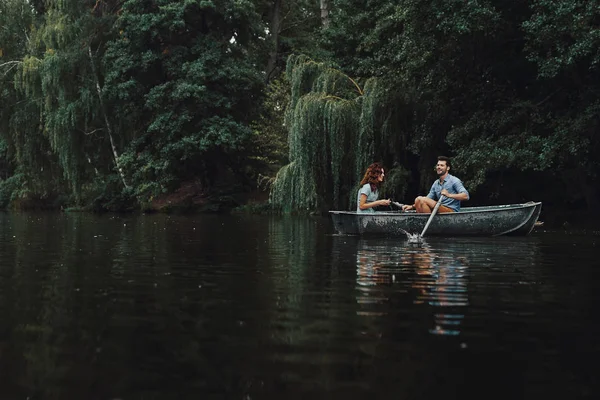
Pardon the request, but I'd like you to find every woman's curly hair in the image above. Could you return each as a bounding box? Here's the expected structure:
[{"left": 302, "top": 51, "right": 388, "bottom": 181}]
[{"left": 360, "top": 162, "right": 385, "bottom": 189}]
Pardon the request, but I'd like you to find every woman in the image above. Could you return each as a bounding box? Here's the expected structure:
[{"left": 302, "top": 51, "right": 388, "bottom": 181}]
[{"left": 357, "top": 162, "right": 390, "bottom": 212}]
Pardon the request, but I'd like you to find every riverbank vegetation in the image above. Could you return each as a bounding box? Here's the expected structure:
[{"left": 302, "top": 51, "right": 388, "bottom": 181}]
[{"left": 1, "top": 0, "right": 598, "bottom": 221}]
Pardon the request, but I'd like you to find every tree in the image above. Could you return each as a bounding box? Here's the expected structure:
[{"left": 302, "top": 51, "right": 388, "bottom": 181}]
[
  {"left": 263, "top": 0, "right": 322, "bottom": 83},
  {"left": 0, "top": 0, "right": 65, "bottom": 207},
  {"left": 520, "top": 0, "right": 600, "bottom": 208},
  {"left": 14, "top": 0, "right": 128, "bottom": 201},
  {"left": 323, "top": 0, "right": 522, "bottom": 193},
  {"left": 104, "top": 0, "right": 268, "bottom": 200},
  {"left": 270, "top": 55, "right": 410, "bottom": 213}
]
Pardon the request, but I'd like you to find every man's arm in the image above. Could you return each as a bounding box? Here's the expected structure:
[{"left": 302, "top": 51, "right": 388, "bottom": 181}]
[
  {"left": 444, "top": 179, "right": 469, "bottom": 201},
  {"left": 445, "top": 191, "right": 469, "bottom": 201}
]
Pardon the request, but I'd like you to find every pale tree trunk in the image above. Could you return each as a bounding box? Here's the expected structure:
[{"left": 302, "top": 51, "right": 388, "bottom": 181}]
[
  {"left": 320, "top": 0, "right": 330, "bottom": 28},
  {"left": 88, "top": 45, "right": 130, "bottom": 189},
  {"left": 265, "top": 0, "right": 282, "bottom": 83},
  {"left": 85, "top": 153, "right": 100, "bottom": 176}
]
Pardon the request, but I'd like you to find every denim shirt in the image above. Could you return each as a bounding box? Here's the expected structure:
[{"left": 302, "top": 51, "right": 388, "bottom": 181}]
[{"left": 426, "top": 174, "right": 469, "bottom": 212}]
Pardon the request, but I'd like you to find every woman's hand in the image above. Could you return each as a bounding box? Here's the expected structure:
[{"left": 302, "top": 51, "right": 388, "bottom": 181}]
[{"left": 379, "top": 199, "right": 391, "bottom": 206}]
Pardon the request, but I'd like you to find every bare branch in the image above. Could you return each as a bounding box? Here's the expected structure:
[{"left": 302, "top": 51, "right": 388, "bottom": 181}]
[
  {"left": 0, "top": 61, "right": 23, "bottom": 68},
  {"left": 280, "top": 4, "right": 294, "bottom": 25},
  {"left": 535, "top": 88, "right": 562, "bottom": 107},
  {"left": 2, "top": 64, "right": 17, "bottom": 77},
  {"left": 279, "top": 16, "right": 318, "bottom": 34},
  {"left": 0, "top": 61, "right": 22, "bottom": 77},
  {"left": 82, "top": 128, "right": 104, "bottom": 136}
]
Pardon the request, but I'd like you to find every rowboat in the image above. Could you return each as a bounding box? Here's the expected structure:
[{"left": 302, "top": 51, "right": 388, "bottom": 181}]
[{"left": 330, "top": 201, "right": 542, "bottom": 237}]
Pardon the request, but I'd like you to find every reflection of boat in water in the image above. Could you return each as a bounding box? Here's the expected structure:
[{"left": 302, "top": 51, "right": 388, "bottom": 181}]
[
  {"left": 354, "top": 238, "right": 469, "bottom": 335},
  {"left": 355, "top": 243, "right": 395, "bottom": 316},
  {"left": 330, "top": 202, "right": 542, "bottom": 236},
  {"left": 347, "top": 236, "right": 542, "bottom": 336}
]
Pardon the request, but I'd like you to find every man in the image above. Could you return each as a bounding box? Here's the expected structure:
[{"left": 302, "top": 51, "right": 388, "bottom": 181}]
[{"left": 402, "top": 156, "right": 469, "bottom": 213}]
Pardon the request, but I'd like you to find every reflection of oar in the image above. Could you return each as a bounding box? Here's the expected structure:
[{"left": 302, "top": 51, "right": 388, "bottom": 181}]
[{"left": 420, "top": 195, "right": 445, "bottom": 237}]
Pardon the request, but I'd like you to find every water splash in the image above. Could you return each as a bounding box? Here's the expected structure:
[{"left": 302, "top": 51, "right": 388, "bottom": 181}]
[
  {"left": 391, "top": 202, "right": 423, "bottom": 244},
  {"left": 398, "top": 228, "right": 423, "bottom": 245}
]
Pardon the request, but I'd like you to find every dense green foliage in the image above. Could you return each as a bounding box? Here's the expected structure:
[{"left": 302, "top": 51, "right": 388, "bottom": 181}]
[
  {"left": 270, "top": 55, "right": 410, "bottom": 212},
  {"left": 289, "top": 0, "right": 599, "bottom": 212},
  {"left": 103, "top": 0, "right": 266, "bottom": 200},
  {"left": 1, "top": 0, "right": 275, "bottom": 210},
  {"left": 0, "top": 0, "right": 598, "bottom": 215}
]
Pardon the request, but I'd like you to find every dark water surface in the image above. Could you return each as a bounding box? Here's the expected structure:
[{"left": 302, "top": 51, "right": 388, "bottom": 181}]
[{"left": 0, "top": 212, "right": 598, "bottom": 399}]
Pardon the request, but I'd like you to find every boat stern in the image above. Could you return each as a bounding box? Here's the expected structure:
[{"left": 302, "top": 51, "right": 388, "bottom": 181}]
[{"left": 330, "top": 211, "right": 360, "bottom": 234}]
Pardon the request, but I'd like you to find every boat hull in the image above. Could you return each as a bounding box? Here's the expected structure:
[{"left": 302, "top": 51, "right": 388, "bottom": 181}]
[{"left": 330, "top": 202, "right": 542, "bottom": 237}]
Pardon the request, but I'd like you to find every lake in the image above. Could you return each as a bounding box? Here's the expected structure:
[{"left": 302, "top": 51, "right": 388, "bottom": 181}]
[{"left": 0, "top": 212, "right": 598, "bottom": 399}]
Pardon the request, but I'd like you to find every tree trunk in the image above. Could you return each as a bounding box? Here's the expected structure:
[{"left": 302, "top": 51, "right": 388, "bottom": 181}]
[
  {"left": 88, "top": 45, "right": 130, "bottom": 189},
  {"left": 320, "top": 0, "right": 330, "bottom": 28},
  {"left": 265, "top": 0, "right": 282, "bottom": 83}
]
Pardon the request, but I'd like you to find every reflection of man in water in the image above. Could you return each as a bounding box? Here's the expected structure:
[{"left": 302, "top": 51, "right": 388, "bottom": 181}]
[{"left": 408, "top": 245, "right": 469, "bottom": 335}]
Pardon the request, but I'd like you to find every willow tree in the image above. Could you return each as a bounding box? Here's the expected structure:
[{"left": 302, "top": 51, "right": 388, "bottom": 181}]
[
  {"left": 0, "top": 0, "right": 66, "bottom": 206},
  {"left": 270, "top": 55, "right": 410, "bottom": 213},
  {"left": 15, "top": 0, "right": 127, "bottom": 202}
]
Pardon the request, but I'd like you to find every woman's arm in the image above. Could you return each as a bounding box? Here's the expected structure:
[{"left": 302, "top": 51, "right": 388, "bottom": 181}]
[{"left": 359, "top": 194, "right": 390, "bottom": 210}]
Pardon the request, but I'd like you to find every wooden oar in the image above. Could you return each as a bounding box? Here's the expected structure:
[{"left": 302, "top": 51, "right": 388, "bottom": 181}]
[{"left": 420, "top": 195, "right": 445, "bottom": 237}]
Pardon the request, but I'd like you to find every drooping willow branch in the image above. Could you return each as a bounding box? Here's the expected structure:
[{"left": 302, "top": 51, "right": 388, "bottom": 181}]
[{"left": 271, "top": 55, "right": 410, "bottom": 213}]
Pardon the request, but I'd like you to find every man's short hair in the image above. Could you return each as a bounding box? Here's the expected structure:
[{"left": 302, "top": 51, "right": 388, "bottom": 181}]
[{"left": 438, "top": 155, "right": 451, "bottom": 168}]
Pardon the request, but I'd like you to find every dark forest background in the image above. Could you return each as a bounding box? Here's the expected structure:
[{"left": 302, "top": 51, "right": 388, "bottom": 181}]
[{"left": 1, "top": 0, "right": 598, "bottom": 226}]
